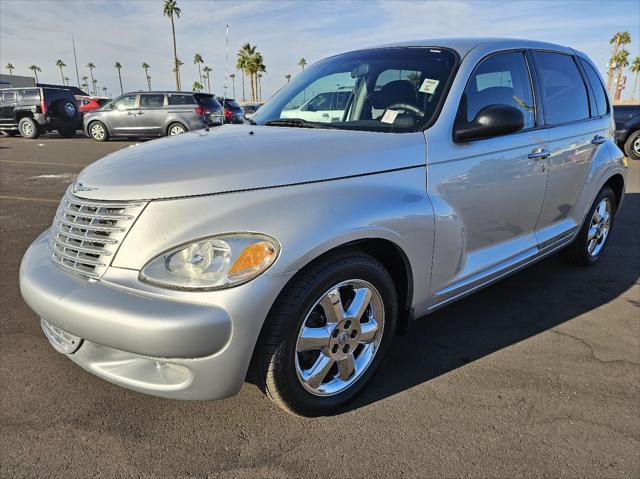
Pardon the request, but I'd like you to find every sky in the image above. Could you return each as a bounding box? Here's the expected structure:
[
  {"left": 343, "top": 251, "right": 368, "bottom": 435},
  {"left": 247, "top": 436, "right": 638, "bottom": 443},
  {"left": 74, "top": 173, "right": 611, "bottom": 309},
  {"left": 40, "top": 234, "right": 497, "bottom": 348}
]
[{"left": 1, "top": 0, "right": 639, "bottom": 100}]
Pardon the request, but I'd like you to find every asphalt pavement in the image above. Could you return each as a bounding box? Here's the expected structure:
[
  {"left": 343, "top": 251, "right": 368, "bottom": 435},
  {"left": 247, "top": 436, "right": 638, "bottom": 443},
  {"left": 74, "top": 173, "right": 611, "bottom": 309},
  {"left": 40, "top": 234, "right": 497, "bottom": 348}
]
[{"left": 0, "top": 133, "right": 638, "bottom": 478}]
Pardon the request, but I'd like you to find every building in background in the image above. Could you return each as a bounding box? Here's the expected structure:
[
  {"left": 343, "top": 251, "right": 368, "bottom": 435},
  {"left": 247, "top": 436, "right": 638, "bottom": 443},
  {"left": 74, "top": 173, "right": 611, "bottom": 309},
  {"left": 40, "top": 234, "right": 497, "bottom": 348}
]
[{"left": 0, "top": 74, "right": 36, "bottom": 88}]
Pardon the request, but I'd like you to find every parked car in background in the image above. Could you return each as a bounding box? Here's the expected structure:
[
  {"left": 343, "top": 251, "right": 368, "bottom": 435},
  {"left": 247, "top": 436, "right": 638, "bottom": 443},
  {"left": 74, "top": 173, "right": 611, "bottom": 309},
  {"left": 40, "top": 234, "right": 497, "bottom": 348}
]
[
  {"left": 76, "top": 95, "right": 111, "bottom": 113},
  {"left": 216, "top": 97, "right": 245, "bottom": 123},
  {"left": 20, "top": 39, "right": 627, "bottom": 417},
  {"left": 0, "top": 87, "right": 81, "bottom": 138},
  {"left": 613, "top": 103, "right": 640, "bottom": 161},
  {"left": 281, "top": 90, "right": 351, "bottom": 123},
  {"left": 242, "top": 102, "right": 263, "bottom": 119},
  {"left": 84, "top": 91, "right": 223, "bottom": 141}
]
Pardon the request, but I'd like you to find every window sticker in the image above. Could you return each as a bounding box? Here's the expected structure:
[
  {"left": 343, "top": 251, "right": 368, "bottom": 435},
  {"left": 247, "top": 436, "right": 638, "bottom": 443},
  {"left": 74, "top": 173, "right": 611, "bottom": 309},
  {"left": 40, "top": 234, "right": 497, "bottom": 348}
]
[
  {"left": 381, "top": 109, "right": 399, "bottom": 124},
  {"left": 419, "top": 78, "right": 440, "bottom": 94}
]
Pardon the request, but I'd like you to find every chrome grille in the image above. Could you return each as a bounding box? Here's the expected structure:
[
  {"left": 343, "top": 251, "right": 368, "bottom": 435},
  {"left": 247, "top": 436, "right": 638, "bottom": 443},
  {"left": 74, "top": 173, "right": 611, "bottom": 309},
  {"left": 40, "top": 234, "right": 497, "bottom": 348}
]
[{"left": 48, "top": 189, "right": 146, "bottom": 278}]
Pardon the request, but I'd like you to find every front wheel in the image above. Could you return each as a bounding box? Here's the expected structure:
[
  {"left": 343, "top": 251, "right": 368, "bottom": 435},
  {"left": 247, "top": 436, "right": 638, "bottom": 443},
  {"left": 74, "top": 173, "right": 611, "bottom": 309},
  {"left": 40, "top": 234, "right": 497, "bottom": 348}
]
[
  {"left": 562, "top": 186, "right": 616, "bottom": 266},
  {"left": 167, "top": 122, "right": 187, "bottom": 136},
  {"left": 19, "top": 117, "right": 40, "bottom": 139},
  {"left": 257, "top": 250, "right": 398, "bottom": 416},
  {"left": 88, "top": 121, "right": 109, "bottom": 142}
]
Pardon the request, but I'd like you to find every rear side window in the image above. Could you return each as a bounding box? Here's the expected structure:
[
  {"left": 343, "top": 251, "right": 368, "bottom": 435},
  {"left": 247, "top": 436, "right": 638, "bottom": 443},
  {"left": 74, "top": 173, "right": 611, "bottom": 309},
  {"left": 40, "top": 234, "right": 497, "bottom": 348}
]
[
  {"left": 20, "top": 89, "right": 40, "bottom": 103},
  {"left": 532, "top": 51, "right": 589, "bottom": 125},
  {"left": 168, "top": 94, "right": 195, "bottom": 105},
  {"left": 194, "top": 94, "right": 221, "bottom": 110},
  {"left": 113, "top": 94, "right": 137, "bottom": 110},
  {"left": 579, "top": 58, "right": 609, "bottom": 116},
  {"left": 2, "top": 91, "right": 16, "bottom": 102},
  {"left": 140, "top": 94, "right": 165, "bottom": 108},
  {"left": 462, "top": 51, "right": 536, "bottom": 130}
]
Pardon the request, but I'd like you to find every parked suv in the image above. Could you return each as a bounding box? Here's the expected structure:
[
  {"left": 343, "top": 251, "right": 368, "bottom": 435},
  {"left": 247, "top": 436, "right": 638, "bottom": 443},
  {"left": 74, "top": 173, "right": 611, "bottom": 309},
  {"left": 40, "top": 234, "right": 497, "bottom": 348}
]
[
  {"left": 20, "top": 39, "right": 626, "bottom": 417},
  {"left": 0, "top": 87, "right": 81, "bottom": 138},
  {"left": 613, "top": 103, "right": 640, "bottom": 161},
  {"left": 84, "top": 91, "right": 223, "bottom": 141},
  {"left": 216, "top": 97, "right": 245, "bottom": 123}
]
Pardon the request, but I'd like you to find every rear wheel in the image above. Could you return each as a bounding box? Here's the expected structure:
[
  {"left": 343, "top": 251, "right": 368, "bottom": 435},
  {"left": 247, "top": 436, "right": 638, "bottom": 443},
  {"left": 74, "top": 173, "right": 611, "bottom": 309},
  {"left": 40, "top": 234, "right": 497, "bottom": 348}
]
[
  {"left": 623, "top": 130, "right": 640, "bottom": 161},
  {"left": 257, "top": 250, "right": 398, "bottom": 416},
  {"left": 18, "top": 117, "right": 40, "bottom": 139},
  {"left": 562, "top": 186, "right": 616, "bottom": 266},
  {"left": 167, "top": 122, "right": 186, "bottom": 136},
  {"left": 88, "top": 121, "right": 109, "bottom": 142},
  {"left": 57, "top": 126, "right": 76, "bottom": 138}
]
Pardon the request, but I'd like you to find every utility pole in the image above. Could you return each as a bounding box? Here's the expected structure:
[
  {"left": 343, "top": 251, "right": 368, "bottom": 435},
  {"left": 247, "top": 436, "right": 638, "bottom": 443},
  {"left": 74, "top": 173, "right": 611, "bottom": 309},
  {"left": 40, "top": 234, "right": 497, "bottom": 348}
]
[{"left": 72, "top": 34, "right": 81, "bottom": 88}]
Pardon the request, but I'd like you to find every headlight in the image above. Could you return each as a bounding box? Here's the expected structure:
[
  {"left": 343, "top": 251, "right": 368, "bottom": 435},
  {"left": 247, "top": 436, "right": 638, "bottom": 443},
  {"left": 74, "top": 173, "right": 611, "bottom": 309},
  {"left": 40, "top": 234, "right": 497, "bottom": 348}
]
[{"left": 139, "top": 233, "right": 280, "bottom": 290}]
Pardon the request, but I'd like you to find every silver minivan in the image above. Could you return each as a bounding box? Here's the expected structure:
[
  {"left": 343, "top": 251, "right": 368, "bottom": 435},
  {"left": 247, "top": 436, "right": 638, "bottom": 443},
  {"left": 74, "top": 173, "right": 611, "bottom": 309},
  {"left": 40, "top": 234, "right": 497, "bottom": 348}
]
[
  {"left": 83, "top": 91, "right": 224, "bottom": 141},
  {"left": 21, "top": 39, "right": 627, "bottom": 416}
]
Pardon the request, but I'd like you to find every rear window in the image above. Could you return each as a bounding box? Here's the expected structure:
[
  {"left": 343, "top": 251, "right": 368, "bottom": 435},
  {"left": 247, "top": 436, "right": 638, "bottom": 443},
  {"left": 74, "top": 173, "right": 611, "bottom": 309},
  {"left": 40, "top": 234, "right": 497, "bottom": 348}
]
[
  {"left": 167, "top": 94, "right": 196, "bottom": 105},
  {"left": 219, "top": 98, "right": 241, "bottom": 109},
  {"left": 195, "top": 94, "right": 222, "bottom": 110}
]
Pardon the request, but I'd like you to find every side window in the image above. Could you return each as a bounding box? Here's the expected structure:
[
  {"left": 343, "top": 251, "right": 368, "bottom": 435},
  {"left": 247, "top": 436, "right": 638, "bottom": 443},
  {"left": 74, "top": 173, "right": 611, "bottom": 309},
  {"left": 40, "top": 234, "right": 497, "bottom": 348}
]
[
  {"left": 303, "top": 92, "right": 332, "bottom": 111},
  {"left": 113, "top": 94, "right": 137, "bottom": 110},
  {"left": 462, "top": 52, "right": 535, "bottom": 130},
  {"left": 167, "top": 94, "right": 195, "bottom": 105},
  {"left": 532, "top": 51, "right": 589, "bottom": 125},
  {"left": 333, "top": 91, "right": 351, "bottom": 110},
  {"left": 140, "top": 94, "right": 165, "bottom": 108},
  {"left": 579, "top": 58, "right": 609, "bottom": 116},
  {"left": 2, "top": 91, "right": 16, "bottom": 102}
]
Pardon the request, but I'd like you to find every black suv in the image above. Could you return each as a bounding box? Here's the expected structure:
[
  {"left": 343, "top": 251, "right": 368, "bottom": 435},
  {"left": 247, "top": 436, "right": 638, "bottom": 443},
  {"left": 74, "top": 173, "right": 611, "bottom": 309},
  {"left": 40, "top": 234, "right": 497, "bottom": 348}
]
[
  {"left": 614, "top": 104, "right": 640, "bottom": 161},
  {"left": 216, "top": 97, "right": 245, "bottom": 124},
  {"left": 0, "top": 87, "right": 81, "bottom": 139}
]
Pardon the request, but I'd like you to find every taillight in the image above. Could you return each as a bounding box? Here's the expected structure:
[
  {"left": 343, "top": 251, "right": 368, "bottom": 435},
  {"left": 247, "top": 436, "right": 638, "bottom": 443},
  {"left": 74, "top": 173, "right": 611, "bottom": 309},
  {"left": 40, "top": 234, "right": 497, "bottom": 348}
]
[
  {"left": 224, "top": 108, "right": 232, "bottom": 119},
  {"left": 194, "top": 106, "right": 204, "bottom": 115},
  {"left": 41, "top": 100, "right": 47, "bottom": 114}
]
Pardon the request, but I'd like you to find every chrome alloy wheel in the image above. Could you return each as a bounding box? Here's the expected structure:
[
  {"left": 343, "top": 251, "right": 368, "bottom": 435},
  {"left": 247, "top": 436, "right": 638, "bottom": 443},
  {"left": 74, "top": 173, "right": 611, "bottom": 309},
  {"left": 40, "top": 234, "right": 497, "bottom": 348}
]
[
  {"left": 634, "top": 136, "right": 640, "bottom": 157},
  {"left": 20, "top": 121, "right": 34, "bottom": 137},
  {"left": 587, "top": 198, "right": 612, "bottom": 257},
  {"left": 295, "top": 279, "right": 385, "bottom": 396},
  {"left": 90, "top": 123, "right": 105, "bottom": 140},
  {"left": 64, "top": 102, "right": 76, "bottom": 117},
  {"left": 169, "top": 124, "right": 185, "bottom": 135}
]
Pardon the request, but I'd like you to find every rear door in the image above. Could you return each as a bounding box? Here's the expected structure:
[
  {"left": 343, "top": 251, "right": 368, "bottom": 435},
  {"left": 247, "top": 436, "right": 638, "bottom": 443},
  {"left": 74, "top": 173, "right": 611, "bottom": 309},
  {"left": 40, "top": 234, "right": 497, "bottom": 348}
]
[
  {"left": 108, "top": 94, "right": 138, "bottom": 135},
  {"left": 0, "top": 90, "right": 17, "bottom": 124},
  {"left": 531, "top": 51, "right": 608, "bottom": 248},
  {"left": 137, "top": 93, "right": 167, "bottom": 135}
]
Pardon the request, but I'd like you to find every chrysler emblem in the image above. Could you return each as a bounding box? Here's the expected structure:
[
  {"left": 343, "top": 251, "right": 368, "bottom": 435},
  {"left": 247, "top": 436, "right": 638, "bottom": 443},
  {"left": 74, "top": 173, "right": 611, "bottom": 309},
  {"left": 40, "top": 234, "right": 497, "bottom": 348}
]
[{"left": 72, "top": 182, "right": 97, "bottom": 193}]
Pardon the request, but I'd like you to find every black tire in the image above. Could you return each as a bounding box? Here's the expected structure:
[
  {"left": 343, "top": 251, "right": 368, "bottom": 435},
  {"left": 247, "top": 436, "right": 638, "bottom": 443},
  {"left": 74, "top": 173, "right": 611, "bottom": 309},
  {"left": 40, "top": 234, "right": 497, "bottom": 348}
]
[
  {"left": 256, "top": 249, "right": 398, "bottom": 416},
  {"left": 57, "top": 126, "right": 76, "bottom": 138},
  {"left": 88, "top": 121, "right": 109, "bottom": 142},
  {"left": 623, "top": 130, "right": 640, "bottom": 161},
  {"left": 18, "top": 117, "right": 40, "bottom": 139},
  {"left": 167, "top": 122, "right": 187, "bottom": 136},
  {"left": 562, "top": 186, "right": 616, "bottom": 266}
]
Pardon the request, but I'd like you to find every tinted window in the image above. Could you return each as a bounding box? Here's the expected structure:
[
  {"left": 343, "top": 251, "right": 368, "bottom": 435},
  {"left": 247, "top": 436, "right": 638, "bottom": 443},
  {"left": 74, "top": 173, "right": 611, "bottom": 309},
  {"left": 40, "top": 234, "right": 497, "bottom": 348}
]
[
  {"left": 219, "top": 98, "right": 241, "bottom": 109},
  {"left": 2, "top": 91, "right": 16, "bottom": 102},
  {"left": 579, "top": 58, "right": 609, "bottom": 116},
  {"left": 140, "top": 94, "right": 165, "bottom": 108},
  {"left": 462, "top": 52, "right": 535, "bottom": 129},
  {"left": 334, "top": 91, "right": 351, "bottom": 110},
  {"left": 532, "top": 51, "right": 589, "bottom": 125},
  {"left": 167, "top": 94, "right": 195, "bottom": 105},
  {"left": 194, "top": 94, "right": 222, "bottom": 111},
  {"left": 113, "top": 94, "right": 137, "bottom": 110},
  {"left": 304, "top": 92, "right": 332, "bottom": 111}
]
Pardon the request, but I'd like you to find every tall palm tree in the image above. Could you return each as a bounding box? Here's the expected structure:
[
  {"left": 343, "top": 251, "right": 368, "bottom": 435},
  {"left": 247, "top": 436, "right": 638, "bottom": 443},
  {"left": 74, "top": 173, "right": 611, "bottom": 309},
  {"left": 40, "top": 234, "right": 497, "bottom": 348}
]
[
  {"left": 163, "top": 0, "right": 182, "bottom": 90},
  {"left": 285, "top": 73, "right": 291, "bottom": 83},
  {"left": 607, "top": 31, "right": 631, "bottom": 94},
  {"left": 81, "top": 75, "right": 89, "bottom": 91},
  {"left": 229, "top": 73, "right": 236, "bottom": 98},
  {"left": 173, "top": 58, "right": 184, "bottom": 74},
  {"left": 246, "top": 51, "right": 266, "bottom": 102},
  {"left": 28, "top": 65, "right": 41, "bottom": 83},
  {"left": 631, "top": 56, "right": 640, "bottom": 100},
  {"left": 92, "top": 78, "right": 98, "bottom": 96},
  {"left": 612, "top": 49, "right": 630, "bottom": 101},
  {"left": 5, "top": 63, "right": 15, "bottom": 76},
  {"left": 114, "top": 62, "right": 124, "bottom": 94},
  {"left": 86, "top": 62, "right": 96, "bottom": 95},
  {"left": 237, "top": 43, "right": 256, "bottom": 101},
  {"left": 193, "top": 53, "right": 204, "bottom": 86},
  {"left": 192, "top": 81, "right": 203, "bottom": 92},
  {"left": 64, "top": 76, "right": 70, "bottom": 86},
  {"left": 102, "top": 86, "right": 108, "bottom": 96},
  {"left": 203, "top": 65, "right": 212, "bottom": 93},
  {"left": 142, "top": 62, "right": 151, "bottom": 90},
  {"left": 298, "top": 57, "right": 307, "bottom": 70},
  {"left": 55, "top": 59, "right": 66, "bottom": 84}
]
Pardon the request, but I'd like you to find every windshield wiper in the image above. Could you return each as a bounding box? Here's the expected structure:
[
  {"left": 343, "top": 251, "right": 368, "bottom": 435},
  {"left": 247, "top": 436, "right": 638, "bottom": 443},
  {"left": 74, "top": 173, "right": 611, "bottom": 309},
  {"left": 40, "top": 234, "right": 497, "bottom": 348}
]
[{"left": 264, "top": 118, "right": 329, "bottom": 129}]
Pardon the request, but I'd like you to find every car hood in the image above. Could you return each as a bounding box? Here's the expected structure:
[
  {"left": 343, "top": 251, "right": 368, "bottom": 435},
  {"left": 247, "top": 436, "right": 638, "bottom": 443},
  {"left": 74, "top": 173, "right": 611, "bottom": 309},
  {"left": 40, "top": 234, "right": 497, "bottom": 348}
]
[{"left": 75, "top": 125, "right": 425, "bottom": 201}]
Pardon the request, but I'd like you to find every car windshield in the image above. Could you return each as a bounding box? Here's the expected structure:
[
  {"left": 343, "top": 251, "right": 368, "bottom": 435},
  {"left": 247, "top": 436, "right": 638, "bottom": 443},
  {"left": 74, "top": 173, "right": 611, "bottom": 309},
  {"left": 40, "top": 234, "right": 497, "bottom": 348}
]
[{"left": 253, "top": 47, "right": 457, "bottom": 132}]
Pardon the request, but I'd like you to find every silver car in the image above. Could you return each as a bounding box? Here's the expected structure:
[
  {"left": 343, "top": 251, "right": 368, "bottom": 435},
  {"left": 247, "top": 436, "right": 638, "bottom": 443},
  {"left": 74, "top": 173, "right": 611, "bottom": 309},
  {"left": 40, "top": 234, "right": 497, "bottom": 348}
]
[
  {"left": 83, "top": 91, "right": 223, "bottom": 141},
  {"left": 21, "top": 38, "right": 627, "bottom": 416}
]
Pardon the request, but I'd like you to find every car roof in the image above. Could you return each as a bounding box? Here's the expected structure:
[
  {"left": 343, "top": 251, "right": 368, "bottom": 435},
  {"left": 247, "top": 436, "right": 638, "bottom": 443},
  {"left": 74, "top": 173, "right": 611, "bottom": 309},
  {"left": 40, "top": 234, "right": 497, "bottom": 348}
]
[{"left": 121, "top": 91, "right": 213, "bottom": 95}]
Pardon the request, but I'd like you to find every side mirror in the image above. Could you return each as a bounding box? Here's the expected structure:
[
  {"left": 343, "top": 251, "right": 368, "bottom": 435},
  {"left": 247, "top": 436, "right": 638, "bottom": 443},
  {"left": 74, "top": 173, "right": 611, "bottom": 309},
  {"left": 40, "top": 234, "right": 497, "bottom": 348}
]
[{"left": 453, "top": 104, "right": 525, "bottom": 142}]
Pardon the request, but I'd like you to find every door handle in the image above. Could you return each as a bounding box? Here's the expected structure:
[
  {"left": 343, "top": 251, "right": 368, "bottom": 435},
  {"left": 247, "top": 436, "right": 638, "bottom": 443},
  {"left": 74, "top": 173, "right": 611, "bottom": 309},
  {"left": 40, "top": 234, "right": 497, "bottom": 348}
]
[
  {"left": 127, "top": 111, "right": 135, "bottom": 115},
  {"left": 137, "top": 111, "right": 144, "bottom": 115},
  {"left": 528, "top": 148, "right": 550, "bottom": 160},
  {"left": 591, "top": 135, "right": 607, "bottom": 145}
]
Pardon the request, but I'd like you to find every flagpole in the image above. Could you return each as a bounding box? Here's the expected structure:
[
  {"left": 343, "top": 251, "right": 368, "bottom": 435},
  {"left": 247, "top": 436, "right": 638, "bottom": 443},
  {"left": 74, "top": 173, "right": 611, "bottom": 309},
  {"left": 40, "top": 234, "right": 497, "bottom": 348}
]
[{"left": 72, "top": 34, "right": 80, "bottom": 88}]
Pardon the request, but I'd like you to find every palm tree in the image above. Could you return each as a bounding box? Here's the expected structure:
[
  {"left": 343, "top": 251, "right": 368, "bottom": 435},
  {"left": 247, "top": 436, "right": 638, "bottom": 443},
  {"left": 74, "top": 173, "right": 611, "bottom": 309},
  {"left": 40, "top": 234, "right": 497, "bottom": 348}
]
[
  {"left": 173, "top": 58, "right": 184, "bottom": 74},
  {"left": 257, "top": 73, "right": 263, "bottom": 101},
  {"left": 631, "top": 56, "right": 640, "bottom": 100},
  {"left": 285, "top": 74, "right": 291, "bottom": 83},
  {"left": 102, "top": 86, "right": 108, "bottom": 96},
  {"left": 246, "top": 51, "right": 266, "bottom": 102},
  {"left": 237, "top": 43, "right": 256, "bottom": 101},
  {"left": 81, "top": 75, "right": 89, "bottom": 91},
  {"left": 192, "top": 81, "right": 203, "bottom": 92},
  {"left": 5, "top": 63, "right": 15, "bottom": 76},
  {"left": 64, "top": 76, "right": 70, "bottom": 86},
  {"left": 193, "top": 53, "right": 204, "bottom": 86},
  {"left": 163, "top": 0, "right": 182, "bottom": 90},
  {"left": 114, "top": 62, "right": 124, "bottom": 95},
  {"left": 92, "top": 78, "right": 98, "bottom": 96},
  {"left": 28, "top": 65, "right": 41, "bottom": 83},
  {"left": 607, "top": 31, "right": 631, "bottom": 94},
  {"left": 612, "top": 49, "right": 630, "bottom": 101},
  {"left": 55, "top": 59, "right": 66, "bottom": 84},
  {"left": 142, "top": 62, "right": 151, "bottom": 90},
  {"left": 298, "top": 57, "right": 307, "bottom": 70},
  {"left": 86, "top": 62, "right": 96, "bottom": 95},
  {"left": 229, "top": 73, "right": 236, "bottom": 98},
  {"left": 203, "top": 65, "right": 212, "bottom": 93}
]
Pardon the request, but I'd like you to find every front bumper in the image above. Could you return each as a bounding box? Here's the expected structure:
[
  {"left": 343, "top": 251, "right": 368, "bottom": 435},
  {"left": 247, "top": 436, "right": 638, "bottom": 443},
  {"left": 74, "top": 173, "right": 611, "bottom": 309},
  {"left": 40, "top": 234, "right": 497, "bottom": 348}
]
[{"left": 20, "top": 232, "right": 294, "bottom": 400}]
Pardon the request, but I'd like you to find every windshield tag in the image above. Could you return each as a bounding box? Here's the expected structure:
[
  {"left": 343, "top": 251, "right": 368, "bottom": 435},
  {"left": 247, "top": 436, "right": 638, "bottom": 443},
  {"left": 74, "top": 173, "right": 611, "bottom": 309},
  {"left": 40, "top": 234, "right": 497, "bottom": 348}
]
[
  {"left": 419, "top": 78, "right": 440, "bottom": 94},
  {"left": 381, "top": 110, "right": 399, "bottom": 124}
]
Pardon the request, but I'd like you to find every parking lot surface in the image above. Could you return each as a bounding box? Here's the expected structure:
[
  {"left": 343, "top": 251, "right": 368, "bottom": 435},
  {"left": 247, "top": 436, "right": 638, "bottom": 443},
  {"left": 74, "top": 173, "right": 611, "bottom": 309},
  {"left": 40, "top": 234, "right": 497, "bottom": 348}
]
[{"left": 1, "top": 134, "right": 638, "bottom": 478}]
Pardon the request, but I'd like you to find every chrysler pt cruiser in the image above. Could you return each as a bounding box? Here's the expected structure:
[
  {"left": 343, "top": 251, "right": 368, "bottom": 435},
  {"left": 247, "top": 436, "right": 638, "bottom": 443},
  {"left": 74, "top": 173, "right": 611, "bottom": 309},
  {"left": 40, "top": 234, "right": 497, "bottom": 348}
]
[{"left": 20, "top": 39, "right": 627, "bottom": 416}]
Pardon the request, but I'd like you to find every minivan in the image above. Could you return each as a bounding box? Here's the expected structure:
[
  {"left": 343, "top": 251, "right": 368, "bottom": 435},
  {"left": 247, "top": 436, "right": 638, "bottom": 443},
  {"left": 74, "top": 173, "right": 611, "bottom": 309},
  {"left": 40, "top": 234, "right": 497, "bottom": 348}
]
[
  {"left": 21, "top": 39, "right": 627, "bottom": 416},
  {"left": 83, "top": 91, "right": 223, "bottom": 141}
]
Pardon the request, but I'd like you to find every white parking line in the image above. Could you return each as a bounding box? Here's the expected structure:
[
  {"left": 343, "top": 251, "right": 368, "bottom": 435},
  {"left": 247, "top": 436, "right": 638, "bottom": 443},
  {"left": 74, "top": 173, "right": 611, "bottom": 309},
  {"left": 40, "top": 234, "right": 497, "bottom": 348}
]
[{"left": 0, "top": 195, "right": 59, "bottom": 204}]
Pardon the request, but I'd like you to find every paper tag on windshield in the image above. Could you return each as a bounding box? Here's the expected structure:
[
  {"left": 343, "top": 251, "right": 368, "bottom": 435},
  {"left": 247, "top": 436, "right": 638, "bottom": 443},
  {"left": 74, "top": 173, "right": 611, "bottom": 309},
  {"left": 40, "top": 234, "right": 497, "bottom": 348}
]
[
  {"left": 419, "top": 78, "right": 439, "bottom": 94},
  {"left": 381, "top": 109, "right": 399, "bottom": 124}
]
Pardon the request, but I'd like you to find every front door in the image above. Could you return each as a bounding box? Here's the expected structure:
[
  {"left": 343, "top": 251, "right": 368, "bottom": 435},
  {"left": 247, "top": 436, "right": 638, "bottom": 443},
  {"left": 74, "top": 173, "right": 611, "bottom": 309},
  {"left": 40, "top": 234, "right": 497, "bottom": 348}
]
[
  {"left": 136, "top": 93, "right": 167, "bottom": 136},
  {"left": 108, "top": 94, "right": 138, "bottom": 135}
]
